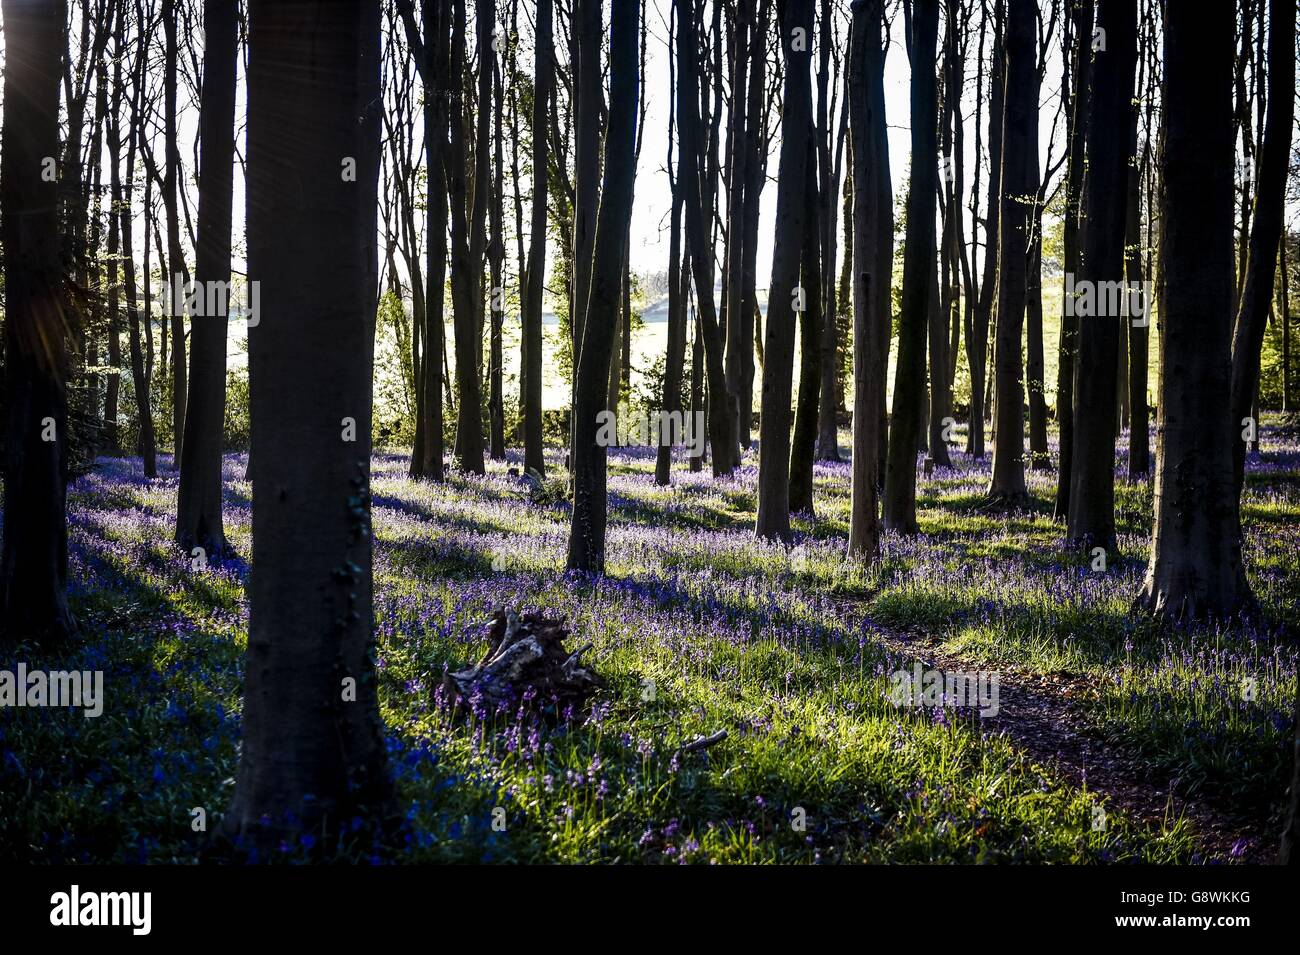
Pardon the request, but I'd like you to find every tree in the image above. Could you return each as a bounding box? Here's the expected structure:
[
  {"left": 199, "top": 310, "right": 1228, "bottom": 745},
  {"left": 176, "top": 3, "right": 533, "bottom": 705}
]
[
  {"left": 176, "top": 0, "right": 239, "bottom": 557},
  {"left": 847, "top": 0, "right": 889, "bottom": 559},
  {"left": 565, "top": 0, "right": 641, "bottom": 572},
  {"left": 1135, "top": 0, "right": 1252, "bottom": 622},
  {"left": 1230, "top": 0, "right": 1296, "bottom": 496},
  {"left": 447, "top": 0, "right": 491, "bottom": 474},
  {"left": 522, "top": 0, "right": 553, "bottom": 477},
  {"left": 789, "top": 133, "right": 822, "bottom": 514},
  {"left": 163, "top": 0, "right": 188, "bottom": 467},
  {"left": 755, "top": 0, "right": 814, "bottom": 541},
  {"left": 968, "top": 0, "right": 1004, "bottom": 460},
  {"left": 224, "top": 0, "right": 393, "bottom": 852},
  {"left": 677, "top": 0, "right": 739, "bottom": 477},
  {"left": 1066, "top": 0, "right": 1136, "bottom": 550},
  {"left": 1, "top": 0, "right": 77, "bottom": 645},
  {"left": 882, "top": 0, "right": 938, "bottom": 531},
  {"left": 1053, "top": 0, "right": 1092, "bottom": 518},
  {"left": 723, "top": 0, "right": 755, "bottom": 462},
  {"left": 984, "top": 0, "right": 1036, "bottom": 505}
]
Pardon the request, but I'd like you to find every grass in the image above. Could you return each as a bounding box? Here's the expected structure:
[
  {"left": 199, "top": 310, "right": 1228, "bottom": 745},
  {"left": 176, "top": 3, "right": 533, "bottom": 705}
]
[{"left": 1, "top": 417, "right": 1295, "bottom": 863}]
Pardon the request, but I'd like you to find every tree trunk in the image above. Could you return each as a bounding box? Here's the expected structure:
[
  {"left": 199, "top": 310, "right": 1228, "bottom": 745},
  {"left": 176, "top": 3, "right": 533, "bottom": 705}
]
[
  {"left": 1136, "top": 0, "right": 1252, "bottom": 622},
  {"left": 0, "top": 0, "right": 76, "bottom": 646},
  {"left": 164, "top": 0, "right": 188, "bottom": 468},
  {"left": 986, "top": 0, "right": 1037, "bottom": 505},
  {"left": 755, "top": 0, "right": 814, "bottom": 540},
  {"left": 789, "top": 136, "right": 822, "bottom": 515},
  {"left": 447, "top": 0, "right": 490, "bottom": 474},
  {"left": 1229, "top": 0, "right": 1295, "bottom": 496},
  {"left": 723, "top": 0, "right": 753, "bottom": 463},
  {"left": 848, "top": 0, "right": 889, "bottom": 560},
  {"left": 566, "top": 0, "right": 640, "bottom": 573},
  {"left": 969, "top": 0, "right": 1004, "bottom": 461},
  {"left": 225, "top": 0, "right": 394, "bottom": 853},
  {"left": 883, "top": 0, "right": 938, "bottom": 531},
  {"left": 488, "top": 24, "right": 507, "bottom": 462},
  {"left": 522, "top": 0, "right": 552, "bottom": 477},
  {"left": 176, "top": 0, "right": 238, "bottom": 557},
  {"left": 1067, "top": 0, "right": 1137, "bottom": 551},
  {"left": 1125, "top": 96, "right": 1150, "bottom": 478},
  {"left": 677, "top": 0, "right": 737, "bottom": 478},
  {"left": 1054, "top": 0, "right": 1093, "bottom": 519},
  {"left": 737, "top": 0, "right": 770, "bottom": 449},
  {"left": 814, "top": 0, "right": 842, "bottom": 462}
]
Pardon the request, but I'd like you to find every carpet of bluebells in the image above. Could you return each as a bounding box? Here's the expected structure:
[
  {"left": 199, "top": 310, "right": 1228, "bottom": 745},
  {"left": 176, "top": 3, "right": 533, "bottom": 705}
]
[{"left": 1, "top": 416, "right": 1297, "bottom": 864}]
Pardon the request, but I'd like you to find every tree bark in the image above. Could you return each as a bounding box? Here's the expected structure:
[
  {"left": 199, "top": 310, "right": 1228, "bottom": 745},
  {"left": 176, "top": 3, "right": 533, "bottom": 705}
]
[
  {"left": 883, "top": 0, "right": 938, "bottom": 531},
  {"left": 847, "top": 0, "right": 889, "bottom": 560},
  {"left": 176, "top": 0, "right": 238, "bottom": 557},
  {"left": 1125, "top": 94, "right": 1149, "bottom": 478},
  {"left": 1067, "top": 0, "right": 1136, "bottom": 550},
  {"left": 1136, "top": 0, "right": 1252, "bottom": 623},
  {"left": 789, "top": 136, "right": 822, "bottom": 515},
  {"left": 225, "top": 0, "right": 394, "bottom": 852},
  {"left": 985, "top": 0, "right": 1037, "bottom": 505},
  {"left": 163, "top": 0, "right": 188, "bottom": 467},
  {"left": 1054, "top": 0, "right": 1093, "bottom": 519},
  {"left": 755, "top": 0, "right": 814, "bottom": 540},
  {"left": 566, "top": 0, "right": 640, "bottom": 573},
  {"left": 522, "top": 0, "right": 552, "bottom": 477},
  {"left": 677, "top": 0, "right": 738, "bottom": 478},
  {"left": 1229, "top": 0, "right": 1295, "bottom": 495},
  {"left": 1, "top": 0, "right": 76, "bottom": 645}
]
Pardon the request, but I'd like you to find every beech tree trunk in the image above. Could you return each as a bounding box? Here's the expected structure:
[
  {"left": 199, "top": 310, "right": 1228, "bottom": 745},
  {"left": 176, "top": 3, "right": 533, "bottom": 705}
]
[
  {"left": 847, "top": 0, "right": 889, "bottom": 560},
  {"left": 1054, "top": 0, "right": 1093, "bottom": 519},
  {"left": 0, "top": 0, "right": 76, "bottom": 646},
  {"left": 883, "top": 0, "right": 938, "bottom": 531},
  {"left": 225, "top": 0, "right": 394, "bottom": 853},
  {"left": 1067, "top": 0, "right": 1136, "bottom": 551},
  {"left": 677, "top": 0, "right": 738, "bottom": 477},
  {"left": 789, "top": 136, "right": 822, "bottom": 515},
  {"left": 1136, "top": 0, "right": 1252, "bottom": 623},
  {"left": 755, "top": 0, "right": 814, "bottom": 541},
  {"left": 985, "top": 0, "right": 1036, "bottom": 506},
  {"left": 163, "top": 0, "right": 188, "bottom": 467},
  {"left": 1125, "top": 94, "right": 1149, "bottom": 479},
  {"left": 1229, "top": 0, "right": 1295, "bottom": 496},
  {"left": 522, "top": 0, "right": 552, "bottom": 477},
  {"left": 176, "top": 0, "right": 238, "bottom": 557},
  {"left": 566, "top": 0, "right": 641, "bottom": 573}
]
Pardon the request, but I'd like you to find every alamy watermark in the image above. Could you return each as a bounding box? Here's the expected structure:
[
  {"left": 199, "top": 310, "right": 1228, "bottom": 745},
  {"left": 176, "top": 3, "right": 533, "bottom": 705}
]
[
  {"left": 0, "top": 663, "right": 104, "bottom": 718},
  {"left": 888, "top": 662, "right": 1000, "bottom": 718},
  {"left": 596, "top": 408, "right": 705, "bottom": 457},
  {"left": 155, "top": 273, "right": 261, "bottom": 327},
  {"left": 1063, "top": 273, "right": 1153, "bottom": 327}
]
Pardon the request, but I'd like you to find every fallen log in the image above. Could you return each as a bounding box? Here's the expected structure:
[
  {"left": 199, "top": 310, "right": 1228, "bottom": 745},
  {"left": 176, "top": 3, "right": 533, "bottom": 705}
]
[{"left": 440, "top": 608, "right": 605, "bottom": 717}]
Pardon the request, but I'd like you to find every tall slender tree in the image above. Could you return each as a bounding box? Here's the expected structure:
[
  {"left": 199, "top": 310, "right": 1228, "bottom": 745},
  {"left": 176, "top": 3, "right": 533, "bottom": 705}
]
[
  {"left": 566, "top": 0, "right": 641, "bottom": 572},
  {"left": 176, "top": 0, "right": 239, "bottom": 556},
  {"left": 883, "top": 0, "right": 939, "bottom": 530},
  {"left": 847, "top": 0, "right": 889, "bottom": 559},
  {"left": 1066, "top": 0, "right": 1136, "bottom": 551},
  {"left": 1, "top": 0, "right": 76, "bottom": 645},
  {"left": 1136, "top": 0, "right": 1252, "bottom": 622},
  {"left": 1229, "top": 0, "right": 1296, "bottom": 496},
  {"left": 522, "top": 0, "right": 553, "bottom": 477},
  {"left": 985, "top": 0, "right": 1037, "bottom": 505},
  {"left": 755, "top": 0, "right": 815, "bottom": 541},
  {"left": 224, "top": 0, "right": 393, "bottom": 852},
  {"left": 1053, "top": 0, "right": 1092, "bottom": 518}
]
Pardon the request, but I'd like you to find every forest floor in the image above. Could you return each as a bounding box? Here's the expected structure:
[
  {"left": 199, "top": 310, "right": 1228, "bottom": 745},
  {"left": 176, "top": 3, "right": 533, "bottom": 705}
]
[{"left": 2, "top": 418, "right": 1297, "bottom": 863}]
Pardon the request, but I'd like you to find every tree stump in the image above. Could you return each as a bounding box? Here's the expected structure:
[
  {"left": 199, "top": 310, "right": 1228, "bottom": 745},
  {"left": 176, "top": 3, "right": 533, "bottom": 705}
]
[{"left": 440, "top": 608, "right": 605, "bottom": 717}]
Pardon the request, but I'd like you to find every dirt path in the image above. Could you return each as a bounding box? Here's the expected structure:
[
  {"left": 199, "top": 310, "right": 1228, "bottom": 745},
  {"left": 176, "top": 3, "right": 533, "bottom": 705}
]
[{"left": 858, "top": 618, "right": 1273, "bottom": 864}]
